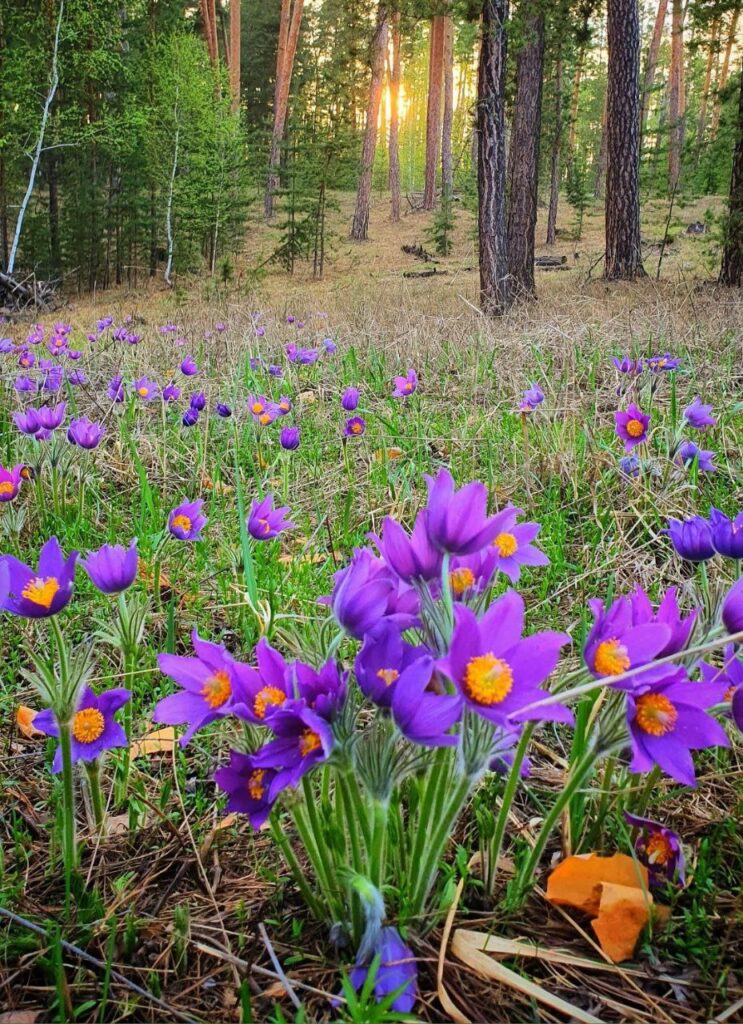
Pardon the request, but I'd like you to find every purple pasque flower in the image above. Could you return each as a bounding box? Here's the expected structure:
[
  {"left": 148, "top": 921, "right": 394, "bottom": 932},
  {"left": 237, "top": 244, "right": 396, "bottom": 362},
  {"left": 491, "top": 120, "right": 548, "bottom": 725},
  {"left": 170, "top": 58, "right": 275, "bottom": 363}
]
[
  {"left": 214, "top": 750, "right": 278, "bottom": 827},
  {"left": 446, "top": 548, "right": 499, "bottom": 599},
  {"left": 18, "top": 350, "right": 35, "bottom": 369},
  {"left": 248, "top": 393, "right": 269, "bottom": 418},
  {"left": 683, "top": 396, "right": 717, "bottom": 430},
  {"left": 722, "top": 578, "right": 743, "bottom": 637},
  {"left": 67, "top": 416, "right": 105, "bottom": 449},
  {"left": 286, "top": 343, "right": 320, "bottom": 365},
  {"left": 665, "top": 515, "right": 715, "bottom": 562},
  {"left": 519, "top": 383, "right": 545, "bottom": 412},
  {"left": 295, "top": 659, "right": 348, "bottom": 721},
  {"left": 329, "top": 548, "right": 415, "bottom": 640},
  {"left": 623, "top": 812, "right": 685, "bottom": 887},
  {"left": 34, "top": 686, "right": 131, "bottom": 772},
  {"left": 700, "top": 644, "right": 743, "bottom": 736},
  {"left": 377, "top": 512, "right": 443, "bottom": 583},
  {"left": 216, "top": 402, "right": 232, "bottom": 418},
  {"left": 133, "top": 377, "right": 159, "bottom": 401},
  {"left": 81, "top": 540, "right": 138, "bottom": 594},
  {"left": 66, "top": 349, "right": 82, "bottom": 361},
  {"left": 68, "top": 369, "right": 87, "bottom": 387},
  {"left": 487, "top": 506, "right": 549, "bottom": 583},
  {"left": 619, "top": 454, "right": 641, "bottom": 478},
  {"left": 626, "top": 670, "right": 728, "bottom": 786},
  {"left": 0, "top": 464, "right": 23, "bottom": 502},
  {"left": 168, "top": 499, "right": 207, "bottom": 541},
  {"left": 277, "top": 395, "right": 292, "bottom": 415},
  {"left": 163, "top": 383, "right": 181, "bottom": 403},
  {"left": 676, "top": 441, "right": 716, "bottom": 473},
  {"left": 37, "top": 401, "right": 66, "bottom": 431},
  {"left": 612, "top": 355, "right": 642, "bottom": 375},
  {"left": 392, "top": 369, "right": 417, "bottom": 398},
  {"left": 629, "top": 586, "right": 698, "bottom": 660},
  {"left": 280, "top": 426, "right": 300, "bottom": 450},
  {"left": 107, "top": 375, "right": 125, "bottom": 403},
  {"left": 615, "top": 403, "right": 650, "bottom": 451},
  {"left": 323, "top": 338, "right": 337, "bottom": 353},
  {"left": 1, "top": 537, "right": 77, "bottom": 618},
  {"left": 647, "top": 353, "right": 681, "bottom": 372},
  {"left": 13, "top": 409, "right": 42, "bottom": 436},
  {"left": 155, "top": 631, "right": 244, "bottom": 744},
  {"left": 344, "top": 416, "right": 366, "bottom": 437},
  {"left": 710, "top": 508, "right": 743, "bottom": 559},
  {"left": 391, "top": 656, "right": 461, "bottom": 746},
  {"left": 583, "top": 593, "right": 672, "bottom": 684},
  {"left": 354, "top": 624, "right": 429, "bottom": 708},
  {"left": 15, "top": 375, "right": 38, "bottom": 393},
  {"left": 41, "top": 366, "right": 64, "bottom": 393},
  {"left": 341, "top": 387, "right": 360, "bottom": 411},
  {"left": 268, "top": 364, "right": 283, "bottom": 378},
  {"left": 189, "top": 391, "right": 206, "bottom": 411},
  {"left": 437, "top": 592, "right": 572, "bottom": 727},
  {"left": 348, "top": 926, "right": 417, "bottom": 1014},
  {"left": 180, "top": 356, "right": 198, "bottom": 376},
  {"left": 423, "top": 468, "right": 502, "bottom": 556},
  {"left": 251, "top": 703, "right": 334, "bottom": 799},
  {"left": 247, "top": 494, "right": 295, "bottom": 540},
  {"left": 182, "top": 408, "right": 199, "bottom": 427}
]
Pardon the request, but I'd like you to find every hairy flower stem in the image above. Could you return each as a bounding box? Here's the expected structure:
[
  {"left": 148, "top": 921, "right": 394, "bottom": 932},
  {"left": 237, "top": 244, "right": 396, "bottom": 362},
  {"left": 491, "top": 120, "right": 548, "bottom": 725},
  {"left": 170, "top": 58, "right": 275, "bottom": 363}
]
[
  {"left": 409, "top": 773, "right": 472, "bottom": 922},
  {"left": 297, "top": 776, "right": 345, "bottom": 922},
  {"left": 270, "top": 816, "right": 324, "bottom": 921},
  {"left": 485, "top": 723, "right": 536, "bottom": 895},
  {"left": 85, "top": 761, "right": 105, "bottom": 831},
  {"left": 406, "top": 747, "right": 448, "bottom": 907},
  {"left": 116, "top": 646, "right": 135, "bottom": 804},
  {"left": 59, "top": 723, "right": 77, "bottom": 912},
  {"left": 369, "top": 800, "right": 388, "bottom": 890}
]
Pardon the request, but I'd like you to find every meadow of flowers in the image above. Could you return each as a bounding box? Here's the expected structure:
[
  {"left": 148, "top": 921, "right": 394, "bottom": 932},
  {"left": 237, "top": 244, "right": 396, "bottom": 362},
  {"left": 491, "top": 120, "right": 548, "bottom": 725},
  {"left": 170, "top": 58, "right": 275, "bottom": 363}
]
[{"left": 0, "top": 304, "right": 741, "bottom": 1023}]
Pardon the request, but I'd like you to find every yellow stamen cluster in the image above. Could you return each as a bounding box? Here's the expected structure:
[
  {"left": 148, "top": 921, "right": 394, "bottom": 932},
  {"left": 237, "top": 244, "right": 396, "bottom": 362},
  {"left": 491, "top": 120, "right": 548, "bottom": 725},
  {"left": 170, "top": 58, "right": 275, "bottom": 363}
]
[
  {"left": 493, "top": 532, "right": 518, "bottom": 557},
  {"left": 21, "top": 576, "right": 60, "bottom": 609},
  {"left": 646, "top": 832, "right": 672, "bottom": 866},
  {"left": 376, "top": 668, "right": 400, "bottom": 687},
  {"left": 251, "top": 402, "right": 264, "bottom": 414},
  {"left": 200, "top": 670, "right": 232, "bottom": 709},
  {"left": 259, "top": 413, "right": 272, "bottom": 426},
  {"left": 350, "top": 422, "right": 363, "bottom": 434},
  {"left": 254, "top": 686, "right": 286, "bottom": 719},
  {"left": 593, "top": 638, "right": 631, "bottom": 677},
  {"left": 299, "top": 729, "right": 322, "bottom": 756},
  {"left": 464, "top": 653, "right": 513, "bottom": 705},
  {"left": 626, "top": 418, "right": 645, "bottom": 438},
  {"left": 171, "top": 514, "right": 192, "bottom": 534},
  {"left": 72, "top": 707, "right": 105, "bottom": 743},
  {"left": 635, "top": 692, "right": 678, "bottom": 736},
  {"left": 137, "top": 386, "right": 149, "bottom": 397},
  {"left": 248, "top": 769, "right": 267, "bottom": 800},
  {"left": 449, "top": 567, "right": 475, "bottom": 596},
  {"left": 0, "top": 481, "right": 15, "bottom": 497}
]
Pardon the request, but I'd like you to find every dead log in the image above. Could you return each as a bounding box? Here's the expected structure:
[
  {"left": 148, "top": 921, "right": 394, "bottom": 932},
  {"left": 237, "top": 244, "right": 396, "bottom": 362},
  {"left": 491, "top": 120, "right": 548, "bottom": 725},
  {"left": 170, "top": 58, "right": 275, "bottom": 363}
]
[
  {"left": 401, "top": 243, "right": 438, "bottom": 263},
  {"left": 534, "top": 254, "right": 567, "bottom": 267}
]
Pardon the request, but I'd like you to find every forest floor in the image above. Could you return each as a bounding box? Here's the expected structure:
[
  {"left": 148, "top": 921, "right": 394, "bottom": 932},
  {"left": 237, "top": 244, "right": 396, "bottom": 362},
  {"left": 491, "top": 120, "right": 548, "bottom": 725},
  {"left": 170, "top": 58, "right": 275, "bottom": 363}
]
[{"left": 1, "top": 192, "right": 742, "bottom": 1024}]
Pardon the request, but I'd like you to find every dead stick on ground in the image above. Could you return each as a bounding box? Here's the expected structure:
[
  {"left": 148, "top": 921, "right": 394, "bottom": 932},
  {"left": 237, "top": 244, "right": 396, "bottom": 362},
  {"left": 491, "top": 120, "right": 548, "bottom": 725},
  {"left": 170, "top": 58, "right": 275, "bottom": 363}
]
[
  {"left": 0, "top": 906, "right": 201, "bottom": 1023},
  {"left": 258, "top": 922, "right": 303, "bottom": 1009}
]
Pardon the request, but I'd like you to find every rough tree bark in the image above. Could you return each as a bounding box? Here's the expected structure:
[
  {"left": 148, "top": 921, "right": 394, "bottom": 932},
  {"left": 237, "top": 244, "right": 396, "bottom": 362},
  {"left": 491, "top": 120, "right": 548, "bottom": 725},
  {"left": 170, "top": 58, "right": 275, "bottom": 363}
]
[
  {"left": 566, "top": 55, "right": 583, "bottom": 163},
  {"left": 668, "top": 0, "right": 685, "bottom": 190},
  {"left": 200, "top": 0, "right": 218, "bottom": 67},
  {"left": 478, "top": 0, "right": 510, "bottom": 314},
  {"left": 546, "top": 56, "right": 563, "bottom": 246},
  {"left": 229, "top": 0, "right": 241, "bottom": 112},
  {"left": 711, "top": 8, "right": 740, "bottom": 139},
  {"left": 351, "top": 3, "right": 389, "bottom": 240},
  {"left": 696, "top": 19, "right": 720, "bottom": 158},
  {"left": 604, "top": 0, "right": 644, "bottom": 280},
  {"left": 506, "top": 13, "right": 544, "bottom": 298},
  {"left": 640, "top": 0, "right": 667, "bottom": 140},
  {"left": 423, "top": 15, "right": 445, "bottom": 209},
  {"left": 389, "top": 9, "right": 402, "bottom": 222},
  {"left": 441, "top": 11, "right": 455, "bottom": 197},
  {"left": 720, "top": 61, "right": 743, "bottom": 285},
  {"left": 265, "top": 0, "right": 305, "bottom": 220}
]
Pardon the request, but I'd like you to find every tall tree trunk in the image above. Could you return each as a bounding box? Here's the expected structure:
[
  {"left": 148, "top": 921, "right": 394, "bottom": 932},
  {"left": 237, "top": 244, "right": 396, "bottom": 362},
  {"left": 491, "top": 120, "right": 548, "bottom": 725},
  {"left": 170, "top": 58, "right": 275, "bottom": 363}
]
[
  {"left": 695, "top": 19, "right": 720, "bottom": 158},
  {"left": 424, "top": 15, "right": 445, "bottom": 209},
  {"left": 441, "top": 11, "right": 455, "bottom": 197},
  {"left": 229, "top": 0, "right": 241, "bottom": 112},
  {"left": 200, "top": 0, "right": 218, "bottom": 66},
  {"left": 720, "top": 60, "right": 743, "bottom": 285},
  {"left": 506, "top": 13, "right": 544, "bottom": 298},
  {"left": 604, "top": 0, "right": 644, "bottom": 280},
  {"left": 389, "top": 9, "right": 402, "bottom": 222},
  {"left": 594, "top": 88, "right": 608, "bottom": 198},
  {"left": 566, "top": 57, "right": 583, "bottom": 163},
  {"left": 711, "top": 8, "right": 740, "bottom": 139},
  {"left": 546, "top": 55, "right": 563, "bottom": 246},
  {"left": 668, "top": 0, "right": 684, "bottom": 190},
  {"left": 265, "top": 0, "right": 305, "bottom": 219},
  {"left": 640, "top": 0, "right": 668, "bottom": 140},
  {"left": 351, "top": 3, "right": 389, "bottom": 240},
  {"left": 478, "top": 0, "right": 510, "bottom": 314}
]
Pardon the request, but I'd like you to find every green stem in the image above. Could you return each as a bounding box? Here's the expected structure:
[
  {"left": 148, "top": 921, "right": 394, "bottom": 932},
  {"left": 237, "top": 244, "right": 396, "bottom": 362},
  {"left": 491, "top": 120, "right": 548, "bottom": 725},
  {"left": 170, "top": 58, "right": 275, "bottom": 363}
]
[
  {"left": 485, "top": 723, "right": 535, "bottom": 894},
  {"left": 369, "top": 800, "right": 388, "bottom": 890},
  {"left": 270, "top": 815, "right": 324, "bottom": 921},
  {"left": 116, "top": 647, "right": 135, "bottom": 804},
  {"left": 59, "top": 722, "right": 77, "bottom": 912},
  {"left": 85, "top": 761, "right": 105, "bottom": 831},
  {"left": 407, "top": 748, "right": 447, "bottom": 898}
]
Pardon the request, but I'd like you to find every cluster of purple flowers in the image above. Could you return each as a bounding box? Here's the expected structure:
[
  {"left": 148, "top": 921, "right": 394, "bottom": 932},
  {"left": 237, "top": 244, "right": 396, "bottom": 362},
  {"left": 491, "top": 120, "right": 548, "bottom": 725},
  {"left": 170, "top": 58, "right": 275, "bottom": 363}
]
[{"left": 667, "top": 508, "right": 743, "bottom": 562}]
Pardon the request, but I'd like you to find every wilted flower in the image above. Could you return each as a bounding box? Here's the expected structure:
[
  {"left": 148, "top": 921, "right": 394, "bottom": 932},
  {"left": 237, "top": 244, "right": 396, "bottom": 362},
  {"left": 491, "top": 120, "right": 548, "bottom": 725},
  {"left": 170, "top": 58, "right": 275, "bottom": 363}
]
[
  {"left": 341, "top": 387, "right": 360, "bottom": 411},
  {"left": 0, "top": 464, "right": 23, "bottom": 502},
  {"left": 268, "top": 364, "right": 283, "bottom": 377},
  {"left": 15, "top": 376, "right": 37, "bottom": 393},
  {"left": 67, "top": 417, "right": 105, "bottom": 449},
  {"left": 34, "top": 686, "right": 131, "bottom": 771},
  {"left": 68, "top": 369, "right": 87, "bottom": 386},
  {"left": 247, "top": 494, "right": 295, "bottom": 540},
  {"left": 623, "top": 812, "right": 685, "bottom": 887},
  {"left": 348, "top": 926, "right": 417, "bottom": 1013},
  {"left": 1, "top": 537, "right": 77, "bottom": 618},
  {"left": 81, "top": 541, "right": 138, "bottom": 594},
  {"left": 683, "top": 396, "right": 717, "bottom": 430},
  {"left": 392, "top": 368, "right": 417, "bottom": 398},
  {"left": 168, "top": 499, "right": 207, "bottom": 541},
  {"left": 676, "top": 441, "right": 716, "bottom": 473},
  {"left": 619, "top": 454, "right": 640, "bottom": 478},
  {"left": 323, "top": 338, "right": 337, "bottom": 353},
  {"left": 665, "top": 515, "right": 715, "bottom": 562},
  {"left": 709, "top": 508, "right": 743, "bottom": 559},
  {"left": 615, "top": 403, "right": 650, "bottom": 451},
  {"left": 280, "top": 426, "right": 300, "bottom": 450}
]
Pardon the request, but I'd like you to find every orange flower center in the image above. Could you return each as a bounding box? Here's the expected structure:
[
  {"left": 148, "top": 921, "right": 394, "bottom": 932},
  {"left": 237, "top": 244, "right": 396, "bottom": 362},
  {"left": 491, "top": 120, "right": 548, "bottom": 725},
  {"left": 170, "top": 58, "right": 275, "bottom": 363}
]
[
  {"left": 646, "top": 832, "right": 673, "bottom": 866},
  {"left": 171, "top": 514, "right": 192, "bottom": 534},
  {"left": 21, "top": 576, "right": 60, "bottom": 609},
  {"left": 247, "top": 769, "right": 267, "bottom": 801},
  {"left": 259, "top": 413, "right": 271, "bottom": 426},
  {"left": 250, "top": 402, "right": 264, "bottom": 414},
  {"left": 280, "top": 401, "right": 290, "bottom": 411},
  {"left": 449, "top": 567, "right": 475, "bottom": 596},
  {"left": 254, "top": 685, "right": 286, "bottom": 719},
  {"left": 724, "top": 684, "right": 737, "bottom": 702},
  {"left": 351, "top": 422, "right": 362, "bottom": 434},
  {"left": 137, "top": 386, "right": 149, "bottom": 397},
  {"left": 403, "top": 381, "right": 414, "bottom": 393},
  {"left": 376, "top": 668, "right": 400, "bottom": 687},
  {"left": 626, "top": 418, "right": 645, "bottom": 438},
  {"left": 464, "top": 653, "right": 513, "bottom": 705},
  {"left": 299, "top": 728, "right": 322, "bottom": 756},
  {"left": 257, "top": 518, "right": 271, "bottom": 535},
  {"left": 635, "top": 692, "right": 678, "bottom": 736},
  {"left": 493, "top": 532, "right": 518, "bottom": 557},
  {"left": 0, "top": 481, "right": 15, "bottom": 497},
  {"left": 200, "top": 670, "right": 232, "bottom": 709},
  {"left": 593, "top": 638, "right": 631, "bottom": 677},
  {"left": 72, "top": 707, "right": 105, "bottom": 743}
]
